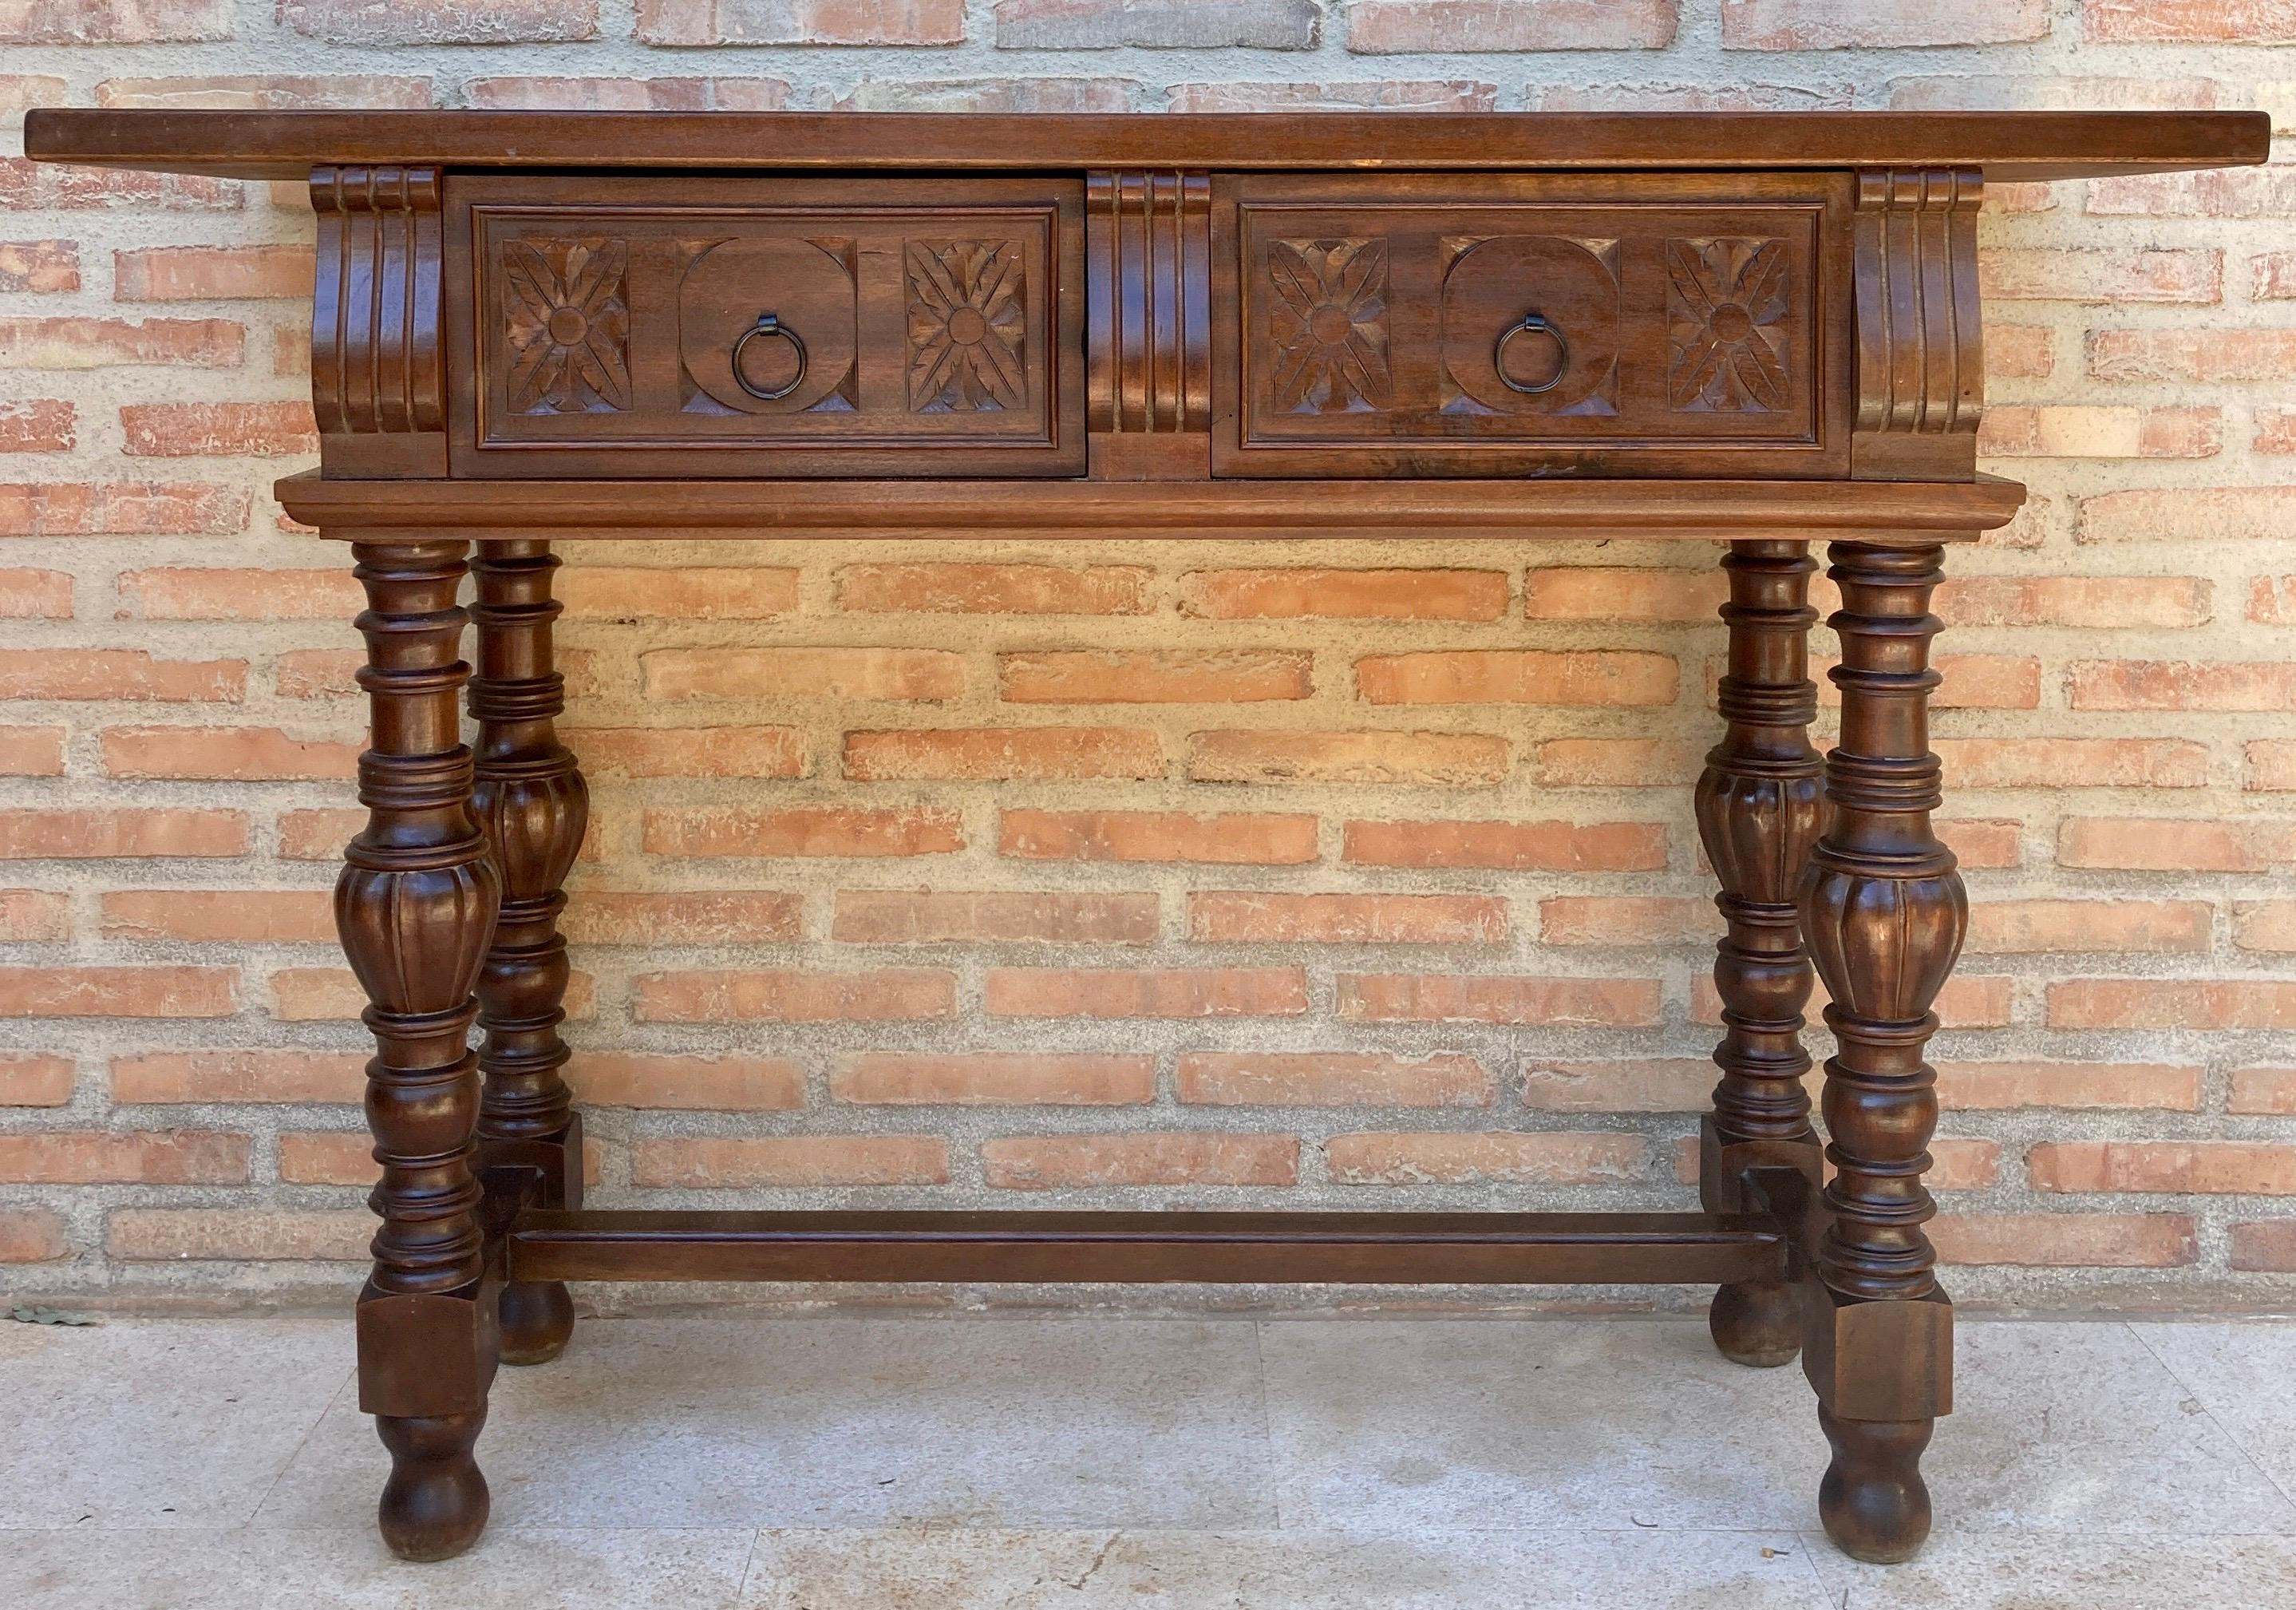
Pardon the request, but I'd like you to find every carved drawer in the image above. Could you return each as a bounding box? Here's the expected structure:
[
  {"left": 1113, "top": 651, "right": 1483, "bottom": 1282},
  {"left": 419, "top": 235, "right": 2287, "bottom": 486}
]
[
  {"left": 444, "top": 176, "right": 1086, "bottom": 477},
  {"left": 1210, "top": 173, "right": 1857, "bottom": 479}
]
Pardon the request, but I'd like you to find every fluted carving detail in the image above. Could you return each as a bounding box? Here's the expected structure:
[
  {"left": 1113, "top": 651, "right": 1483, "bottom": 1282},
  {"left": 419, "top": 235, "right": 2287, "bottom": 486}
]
[
  {"left": 1696, "top": 540, "right": 1825, "bottom": 1153},
  {"left": 1800, "top": 541, "right": 1966, "bottom": 1305},
  {"left": 338, "top": 540, "right": 498, "bottom": 1299}
]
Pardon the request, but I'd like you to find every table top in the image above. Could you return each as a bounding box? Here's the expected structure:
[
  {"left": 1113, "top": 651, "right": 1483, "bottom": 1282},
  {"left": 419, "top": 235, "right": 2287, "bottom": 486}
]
[{"left": 24, "top": 109, "right": 2272, "bottom": 184}]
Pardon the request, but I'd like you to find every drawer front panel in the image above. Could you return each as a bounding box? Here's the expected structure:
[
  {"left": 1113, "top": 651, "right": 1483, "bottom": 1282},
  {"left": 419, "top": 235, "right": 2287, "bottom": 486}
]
[
  {"left": 1215, "top": 175, "right": 1852, "bottom": 478},
  {"left": 448, "top": 176, "right": 1085, "bottom": 477}
]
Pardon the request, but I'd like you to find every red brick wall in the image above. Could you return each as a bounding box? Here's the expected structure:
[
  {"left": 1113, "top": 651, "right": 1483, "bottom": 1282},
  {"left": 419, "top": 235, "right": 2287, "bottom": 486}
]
[{"left": 2, "top": 1, "right": 2292, "bottom": 1309}]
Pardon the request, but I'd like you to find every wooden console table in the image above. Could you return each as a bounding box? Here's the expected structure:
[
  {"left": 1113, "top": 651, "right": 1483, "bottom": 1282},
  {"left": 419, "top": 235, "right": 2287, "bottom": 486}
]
[{"left": 27, "top": 108, "right": 2268, "bottom": 1565}]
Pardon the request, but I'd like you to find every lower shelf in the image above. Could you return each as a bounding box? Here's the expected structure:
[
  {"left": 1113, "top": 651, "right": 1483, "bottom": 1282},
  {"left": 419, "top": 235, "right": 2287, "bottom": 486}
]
[{"left": 503, "top": 1208, "right": 1788, "bottom": 1286}]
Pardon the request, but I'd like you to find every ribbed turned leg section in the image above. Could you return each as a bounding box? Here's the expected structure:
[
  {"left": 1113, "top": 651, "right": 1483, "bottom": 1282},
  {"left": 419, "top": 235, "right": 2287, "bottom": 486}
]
[
  {"left": 339, "top": 540, "right": 502, "bottom": 1562},
  {"left": 1695, "top": 539, "right": 1825, "bottom": 1368},
  {"left": 470, "top": 540, "right": 588, "bottom": 1367},
  {"left": 1798, "top": 540, "right": 1965, "bottom": 1565}
]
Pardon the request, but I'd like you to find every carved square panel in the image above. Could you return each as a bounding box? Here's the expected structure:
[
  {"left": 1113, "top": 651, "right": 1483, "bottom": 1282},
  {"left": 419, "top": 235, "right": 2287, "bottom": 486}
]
[
  {"left": 503, "top": 238, "right": 630, "bottom": 415},
  {"left": 907, "top": 239, "right": 1029, "bottom": 413},
  {"left": 1265, "top": 237, "right": 1392, "bottom": 414},
  {"left": 1666, "top": 237, "right": 1795, "bottom": 414}
]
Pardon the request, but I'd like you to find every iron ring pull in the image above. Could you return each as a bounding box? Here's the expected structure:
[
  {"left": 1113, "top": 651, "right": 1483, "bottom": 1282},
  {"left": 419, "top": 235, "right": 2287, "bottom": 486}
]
[
  {"left": 1494, "top": 313, "right": 1569, "bottom": 395},
  {"left": 731, "top": 311, "right": 808, "bottom": 402}
]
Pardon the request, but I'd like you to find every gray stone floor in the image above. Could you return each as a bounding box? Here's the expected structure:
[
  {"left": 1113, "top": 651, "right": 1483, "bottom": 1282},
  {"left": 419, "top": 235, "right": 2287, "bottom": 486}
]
[{"left": 6, "top": 1309, "right": 2294, "bottom": 1607}]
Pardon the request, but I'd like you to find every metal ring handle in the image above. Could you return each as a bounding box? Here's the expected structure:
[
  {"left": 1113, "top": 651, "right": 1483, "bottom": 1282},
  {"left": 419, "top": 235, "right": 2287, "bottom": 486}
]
[
  {"left": 1494, "top": 314, "right": 1568, "bottom": 395},
  {"left": 731, "top": 311, "right": 807, "bottom": 402}
]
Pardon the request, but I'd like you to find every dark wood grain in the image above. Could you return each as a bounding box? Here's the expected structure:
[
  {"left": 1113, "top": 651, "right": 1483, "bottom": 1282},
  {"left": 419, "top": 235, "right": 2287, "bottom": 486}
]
[
  {"left": 1851, "top": 170, "right": 1984, "bottom": 481},
  {"left": 25, "top": 109, "right": 2270, "bottom": 182},
  {"left": 1087, "top": 170, "right": 1211, "bottom": 479},
  {"left": 311, "top": 166, "right": 445, "bottom": 478}
]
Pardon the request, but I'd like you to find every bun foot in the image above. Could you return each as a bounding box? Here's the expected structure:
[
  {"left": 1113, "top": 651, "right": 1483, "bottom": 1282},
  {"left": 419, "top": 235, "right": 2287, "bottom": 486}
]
[
  {"left": 1708, "top": 1279, "right": 1801, "bottom": 1367},
  {"left": 497, "top": 1278, "right": 575, "bottom": 1366},
  {"left": 1817, "top": 1406, "right": 1933, "bottom": 1564},
  {"left": 377, "top": 1410, "right": 490, "bottom": 1562}
]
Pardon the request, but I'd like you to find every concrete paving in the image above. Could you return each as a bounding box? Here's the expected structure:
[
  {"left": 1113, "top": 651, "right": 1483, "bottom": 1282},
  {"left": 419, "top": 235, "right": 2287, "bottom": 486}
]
[{"left": 6, "top": 1310, "right": 2293, "bottom": 1607}]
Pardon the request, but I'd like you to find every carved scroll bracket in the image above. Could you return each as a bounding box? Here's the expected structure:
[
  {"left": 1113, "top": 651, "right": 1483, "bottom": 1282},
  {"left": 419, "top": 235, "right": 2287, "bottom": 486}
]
[
  {"left": 312, "top": 164, "right": 445, "bottom": 478},
  {"left": 1087, "top": 170, "right": 1211, "bottom": 478},
  {"left": 1851, "top": 168, "right": 1982, "bottom": 482}
]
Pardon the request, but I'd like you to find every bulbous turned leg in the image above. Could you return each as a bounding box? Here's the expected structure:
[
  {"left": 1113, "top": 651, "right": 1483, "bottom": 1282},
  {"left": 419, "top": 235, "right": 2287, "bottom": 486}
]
[
  {"left": 496, "top": 1277, "right": 575, "bottom": 1367},
  {"left": 1695, "top": 540, "right": 1826, "bottom": 1369},
  {"left": 377, "top": 1409, "right": 491, "bottom": 1563},
  {"left": 1818, "top": 1406, "right": 1934, "bottom": 1564}
]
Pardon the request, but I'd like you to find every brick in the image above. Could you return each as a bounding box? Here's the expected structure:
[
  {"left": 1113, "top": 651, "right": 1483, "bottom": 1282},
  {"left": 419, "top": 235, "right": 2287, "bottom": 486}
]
[
  {"left": 0, "top": 157, "right": 238, "bottom": 213},
  {"left": 983, "top": 1133, "right": 1298, "bottom": 1189},
  {"left": 0, "top": 241, "right": 79, "bottom": 295},
  {"left": 0, "top": 889, "right": 68, "bottom": 943},
  {"left": 1978, "top": 405, "right": 2219, "bottom": 459},
  {"left": 1189, "top": 890, "right": 1506, "bottom": 944},
  {"left": 101, "top": 888, "right": 331, "bottom": 942},
  {"left": 997, "top": 0, "right": 1317, "bottom": 47},
  {"left": 632, "top": 1136, "right": 949, "bottom": 1189},
  {"left": 2059, "top": 816, "right": 2296, "bottom": 872},
  {"left": 1326, "top": 1131, "right": 1646, "bottom": 1185},
  {"left": 0, "top": 1129, "right": 247, "bottom": 1184},
  {"left": 279, "top": 809, "right": 367, "bottom": 861},
  {"left": 645, "top": 647, "right": 962, "bottom": 702},
  {"left": 2235, "top": 901, "right": 2296, "bottom": 952},
  {"left": 1934, "top": 738, "right": 2207, "bottom": 790},
  {"left": 2256, "top": 252, "right": 2296, "bottom": 299},
  {"left": 560, "top": 891, "right": 801, "bottom": 944},
  {"left": 2229, "top": 1066, "right": 2296, "bottom": 1115},
  {"left": 1180, "top": 567, "right": 1505, "bottom": 619},
  {"left": 1531, "top": 82, "right": 1855, "bottom": 113},
  {"left": 1938, "top": 574, "right": 2211, "bottom": 629},
  {"left": 466, "top": 77, "right": 713, "bottom": 110},
  {"left": 1001, "top": 809, "right": 1318, "bottom": 864},
  {"left": 0, "top": 967, "right": 235, "bottom": 1018},
  {"left": 1001, "top": 650, "right": 1312, "bottom": 704},
  {"left": 273, "top": 649, "right": 362, "bottom": 698},
  {"left": 835, "top": 77, "right": 1128, "bottom": 113},
  {"left": 2253, "top": 742, "right": 2296, "bottom": 791},
  {"left": 634, "top": 968, "right": 954, "bottom": 1023},
  {"left": 113, "top": 245, "right": 310, "bottom": 302},
  {"left": 988, "top": 966, "right": 1306, "bottom": 1018},
  {"left": 0, "top": 1209, "right": 68, "bottom": 1262},
  {"left": 0, "top": 1, "right": 231, "bottom": 43},
  {"left": 640, "top": 0, "right": 959, "bottom": 42},
  {"left": 847, "top": 726, "right": 1162, "bottom": 781},
  {"left": 1178, "top": 1050, "right": 1491, "bottom": 1107},
  {"left": 0, "top": 315, "right": 242, "bottom": 370},
  {"left": 1338, "top": 974, "right": 1661, "bottom": 1027},
  {"left": 0, "top": 571, "right": 70, "bottom": 617},
  {"left": 2085, "top": 0, "right": 2296, "bottom": 41},
  {"left": 2089, "top": 327, "right": 2296, "bottom": 383},
  {"left": 281, "top": 0, "right": 598, "bottom": 43},
  {"left": 1930, "top": 1212, "right": 2196, "bottom": 1268},
  {"left": 1888, "top": 74, "right": 2225, "bottom": 113},
  {"left": 1520, "top": 1058, "right": 1714, "bottom": 1112},
  {"left": 1934, "top": 1060, "right": 2203, "bottom": 1111},
  {"left": 2080, "top": 488, "right": 2296, "bottom": 544},
  {"left": 118, "top": 566, "right": 373, "bottom": 619},
  {"left": 0, "top": 807, "right": 247, "bottom": 859},
  {"left": 1982, "top": 248, "right": 2221, "bottom": 304},
  {"left": 1725, "top": 0, "right": 2044, "bottom": 46},
  {"left": 121, "top": 401, "right": 318, "bottom": 457},
  {"left": 2072, "top": 659, "right": 2296, "bottom": 711},
  {"left": 2032, "top": 1141, "right": 2296, "bottom": 1195},
  {"left": 274, "top": 1130, "right": 366, "bottom": 1185},
  {"left": 2092, "top": 168, "right": 2296, "bottom": 220},
  {"left": 1535, "top": 738, "right": 1698, "bottom": 786},
  {"left": 1964, "top": 898, "right": 2211, "bottom": 954},
  {"left": 839, "top": 562, "right": 1147, "bottom": 615},
  {"left": 1523, "top": 567, "right": 1724, "bottom": 622},
  {"left": 0, "top": 77, "right": 69, "bottom": 118},
  {"left": 834, "top": 889, "right": 1156, "bottom": 944},
  {"left": 1168, "top": 80, "right": 1495, "bottom": 113},
  {"left": 1985, "top": 324, "right": 2055, "bottom": 378},
  {"left": 646, "top": 805, "right": 963, "bottom": 859},
  {"left": 1939, "top": 818, "right": 2021, "bottom": 868},
  {"left": 1350, "top": 0, "right": 1678, "bottom": 50},
  {"left": 1538, "top": 895, "right": 1713, "bottom": 946},
  {"left": 0, "top": 1052, "right": 73, "bottom": 1106},
  {"left": 567, "top": 726, "right": 804, "bottom": 779},
  {"left": 2048, "top": 979, "right": 2296, "bottom": 1031},
  {"left": 101, "top": 726, "right": 357, "bottom": 781},
  {"left": 0, "top": 481, "right": 248, "bottom": 536},
  {"left": 1342, "top": 817, "right": 1667, "bottom": 871},
  {"left": 1, "top": 399, "right": 74, "bottom": 453},
  {"left": 1189, "top": 730, "right": 1508, "bottom": 785},
  {"left": 568, "top": 1052, "right": 803, "bottom": 1110},
  {"left": 560, "top": 567, "right": 797, "bottom": 619},
  {"left": 268, "top": 966, "right": 592, "bottom": 1023},
  {"left": 2231, "top": 1220, "right": 2296, "bottom": 1271},
  {"left": 93, "top": 74, "right": 436, "bottom": 109},
  {"left": 835, "top": 1053, "right": 1155, "bottom": 1106},
  {"left": 1357, "top": 649, "right": 1676, "bottom": 706},
  {"left": 2255, "top": 411, "right": 2296, "bottom": 456},
  {"left": 111, "top": 1049, "right": 365, "bottom": 1104},
  {"left": 0, "top": 649, "right": 243, "bottom": 702},
  {"left": 107, "top": 1208, "right": 368, "bottom": 1261}
]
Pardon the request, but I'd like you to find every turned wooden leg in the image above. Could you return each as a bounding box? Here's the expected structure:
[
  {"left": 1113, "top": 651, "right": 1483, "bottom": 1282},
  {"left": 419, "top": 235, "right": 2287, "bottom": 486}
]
[
  {"left": 340, "top": 540, "right": 502, "bottom": 1563},
  {"left": 1798, "top": 540, "right": 1965, "bottom": 1564},
  {"left": 1696, "top": 540, "right": 1827, "bottom": 1368},
  {"left": 469, "top": 540, "right": 588, "bottom": 1367}
]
